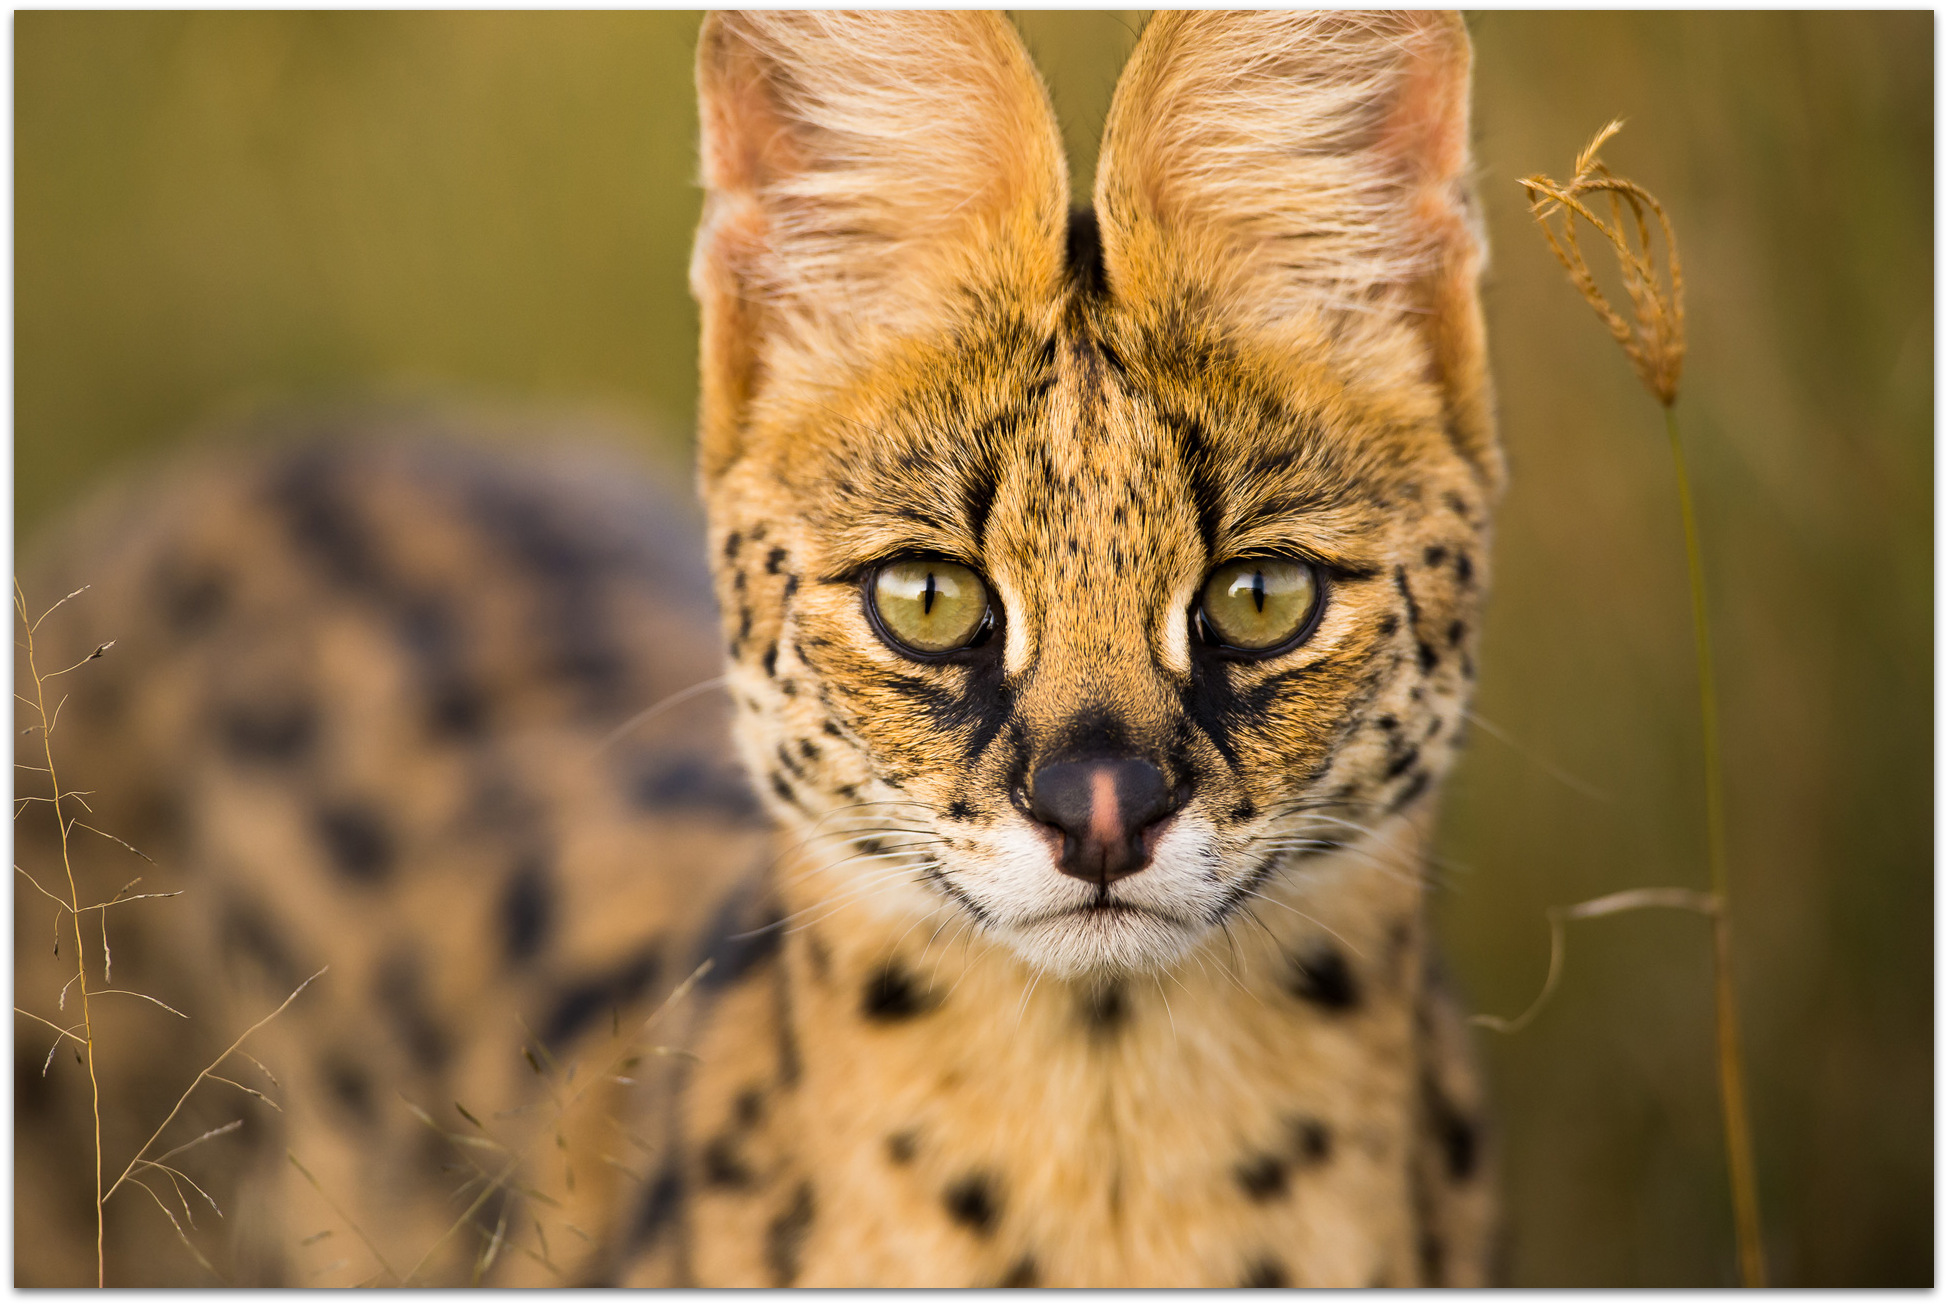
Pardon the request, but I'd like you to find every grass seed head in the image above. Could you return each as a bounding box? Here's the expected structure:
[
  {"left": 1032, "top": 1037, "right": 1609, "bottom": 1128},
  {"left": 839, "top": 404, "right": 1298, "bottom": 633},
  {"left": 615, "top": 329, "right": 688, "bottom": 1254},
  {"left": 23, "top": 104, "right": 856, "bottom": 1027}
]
[{"left": 1520, "top": 120, "right": 1687, "bottom": 407}]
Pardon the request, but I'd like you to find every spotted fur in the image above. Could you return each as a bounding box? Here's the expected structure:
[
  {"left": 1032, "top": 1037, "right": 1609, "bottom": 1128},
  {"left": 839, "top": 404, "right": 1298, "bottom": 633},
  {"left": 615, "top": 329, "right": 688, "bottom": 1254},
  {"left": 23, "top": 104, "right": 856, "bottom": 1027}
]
[{"left": 17, "top": 12, "right": 1499, "bottom": 1287}]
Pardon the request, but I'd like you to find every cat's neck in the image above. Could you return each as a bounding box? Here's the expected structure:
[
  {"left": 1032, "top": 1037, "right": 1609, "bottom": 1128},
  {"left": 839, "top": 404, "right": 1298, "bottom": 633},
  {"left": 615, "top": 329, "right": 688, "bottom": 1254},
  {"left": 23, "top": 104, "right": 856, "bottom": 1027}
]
[{"left": 742, "top": 834, "right": 1433, "bottom": 1285}]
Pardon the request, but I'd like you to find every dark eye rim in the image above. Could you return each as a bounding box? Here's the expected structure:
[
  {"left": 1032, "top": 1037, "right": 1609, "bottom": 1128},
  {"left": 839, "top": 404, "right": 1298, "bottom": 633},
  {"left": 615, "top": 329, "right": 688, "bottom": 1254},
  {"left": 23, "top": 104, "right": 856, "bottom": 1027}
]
[
  {"left": 1192, "top": 555, "right": 1328, "bottom": 661},
  {"left": 861, "top": 554, "right": 1000, "bottom": 663}
]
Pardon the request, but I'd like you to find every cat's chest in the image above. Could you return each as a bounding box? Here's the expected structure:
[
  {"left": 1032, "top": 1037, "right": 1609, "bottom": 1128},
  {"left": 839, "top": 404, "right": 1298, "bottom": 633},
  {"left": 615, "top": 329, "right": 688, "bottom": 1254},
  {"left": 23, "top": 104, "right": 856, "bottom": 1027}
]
[{"left": 680, "top": 878, "right": 1428, "bottom": 1288}]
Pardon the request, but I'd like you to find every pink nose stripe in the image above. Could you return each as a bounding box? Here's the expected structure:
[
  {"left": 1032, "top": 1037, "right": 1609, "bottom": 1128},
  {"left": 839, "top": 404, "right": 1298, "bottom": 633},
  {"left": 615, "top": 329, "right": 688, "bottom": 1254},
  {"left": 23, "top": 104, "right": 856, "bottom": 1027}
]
[{"left": 1089, "top": 770, "right": 1122, "bottom": 850}]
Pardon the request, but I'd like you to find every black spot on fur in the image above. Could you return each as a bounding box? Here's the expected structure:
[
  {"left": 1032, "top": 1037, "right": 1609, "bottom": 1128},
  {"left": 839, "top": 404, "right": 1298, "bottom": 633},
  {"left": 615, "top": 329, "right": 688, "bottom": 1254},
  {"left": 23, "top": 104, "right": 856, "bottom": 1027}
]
[
  {"left": 320, "top": 1054, "right": 375, "bottom": 1124},
  {"left": 499, "top": 853, "right": 554, "bottom": 964},
  {"left": 630, "top": 1162, "right": 685, "bottom": 1252},
  {"left": 542, "top": 941, "right": 662, "bottom": 1048},
  {"left": 944, "top": 1172, "right": 1000, "bottom": 1236},
  {"left": 1424, "top": 1074, "right": 1480, "bottom": 1182},
  {"left": 761, "top": 644, "right": 779, "bottom": 677},
  {"left": 1079, "top": 982, "right": 1128, "bottom": 1038},
  {"left": 998, "top": 1255, "right": 1039, "bottom": 1288},
  {"left": 723, "top": 531, "right": 742, "bottom": 561},
  {"left": 315, "top": 803, "right": 395, "bottom": 884},
  {"left": 1378, "top": 613, "right": 1400, "bottom": 637},
  {"left": 765, "top": 1182, "right": 816, "bottom": 1286},
  {"left": 1228, "top": 800, "right": 1257, "bottom": 822},
  {"left": 1393, "top": 769, "right": 1432, "bottom": 812},
  {"left": 764, "top": 545, "right": 788, "bottom": 574},
  {"left": 946, "top": 799, "right": 976, "bottom": 821},
  {"left": 862, "top": 960, "right": 932, "bottom": 1022},
  {"left": 1241, "top": 1256, "right": 1289, "bottom": 1288},
  {"left": 1291, "top": 1116, "right": 1333, "bottom": 1164},
  {"left": 1448, "top": 619, "right": 1467, "bottom": 647},
  {"left": 426, "top": 680, "right": 488, "bottom": 738},
  {"left": 158, "top": 563, "right": 231, "bottom": 635},
  {"left": 1289, "top": 945, "right": 1360, "bottom": 1012},
  {"left": 217, "top": 894, "right": 302, "bottom": 991},
  {"left": 374, "top": 951, "right": 450, "bottom": 1073},
  {"left": 217, "top": 697, "right": 317, "bottom": 764},
  {"left": 701, "top": 1134, "right": 756, "bottom": 1189},
  {"left": 886, "top": 1130, "right": 918, "bottom": 1165},
  {"left": 1385, "top": 745, "right": 1422, "bottom": 780},
  {"left": 1423, "top": 545, "right": 1448, "bottom": 567},
  {"left": 1235, "top": 1153, "right": 1289, "bottom": 1202},
  {"left": 697, "top": 891, "right": 783, "bottom": 993},
  {"left": 771, "top": 772, "right": 796, "bottom": 805},
  {"left": 271, "top": 451, "right": 385, "bottom": 591},
  {"left": 1420, "top": 1231, "right": 1446, "bottom": 1286},
  {"left": 1394, "top": 566, "right": 1439, "bottom": 673},
  {"left": 1455, "top": 550, "right": 1475, "bottom": 585},
  {"left": 626, "top": 753, "right": 762, "bottom": 821}
]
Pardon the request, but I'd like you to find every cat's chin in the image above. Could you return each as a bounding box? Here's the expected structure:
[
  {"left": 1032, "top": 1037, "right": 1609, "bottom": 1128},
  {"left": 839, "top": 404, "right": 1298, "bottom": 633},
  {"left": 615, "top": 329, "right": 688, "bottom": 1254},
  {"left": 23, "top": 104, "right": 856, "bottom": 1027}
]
[{"left": 988, "top": 903, "right": 1206, "bottom": 978}]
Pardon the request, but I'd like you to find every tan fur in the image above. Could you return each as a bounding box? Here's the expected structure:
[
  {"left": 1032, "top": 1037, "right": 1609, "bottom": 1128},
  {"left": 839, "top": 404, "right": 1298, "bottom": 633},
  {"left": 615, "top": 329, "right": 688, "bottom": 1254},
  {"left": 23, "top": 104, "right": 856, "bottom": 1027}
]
[{"left": 18, "top": 12, "right": 1501, "bottom": 1288}]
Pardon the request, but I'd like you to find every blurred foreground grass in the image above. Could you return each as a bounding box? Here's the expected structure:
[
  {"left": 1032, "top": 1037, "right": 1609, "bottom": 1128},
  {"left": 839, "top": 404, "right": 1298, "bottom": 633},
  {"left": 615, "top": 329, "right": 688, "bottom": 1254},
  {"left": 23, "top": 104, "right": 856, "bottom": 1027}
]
[{"left": 14, "top": 11, "right": 1932, "bottom": 1286}]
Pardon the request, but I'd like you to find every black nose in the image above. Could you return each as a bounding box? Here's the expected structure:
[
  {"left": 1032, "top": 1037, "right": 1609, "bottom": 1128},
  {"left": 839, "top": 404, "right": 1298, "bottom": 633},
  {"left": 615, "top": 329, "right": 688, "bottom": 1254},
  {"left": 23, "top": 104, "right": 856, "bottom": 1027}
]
[{"left": 1027, "top": 758, "right": 1178, "bottom": 885}]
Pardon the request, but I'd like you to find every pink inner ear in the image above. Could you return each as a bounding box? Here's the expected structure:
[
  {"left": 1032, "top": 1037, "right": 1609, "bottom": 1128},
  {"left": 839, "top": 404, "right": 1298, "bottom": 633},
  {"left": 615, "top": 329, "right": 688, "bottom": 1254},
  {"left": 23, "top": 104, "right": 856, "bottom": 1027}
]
[{"left": 1373, "top": 27, "right": 1471, "bottom": 193}]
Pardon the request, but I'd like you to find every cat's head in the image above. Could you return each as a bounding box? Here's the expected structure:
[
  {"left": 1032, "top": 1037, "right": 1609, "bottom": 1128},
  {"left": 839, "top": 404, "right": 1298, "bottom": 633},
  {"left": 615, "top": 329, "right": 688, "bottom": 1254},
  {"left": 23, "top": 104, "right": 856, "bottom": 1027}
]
[{"left": 691, "top": 12, "right": 1500, "bottom": 977}]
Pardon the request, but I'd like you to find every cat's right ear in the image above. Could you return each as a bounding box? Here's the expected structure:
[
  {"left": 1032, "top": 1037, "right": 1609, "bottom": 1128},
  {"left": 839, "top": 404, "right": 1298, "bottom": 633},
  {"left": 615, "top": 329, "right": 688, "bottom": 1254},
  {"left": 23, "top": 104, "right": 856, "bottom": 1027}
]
[{"left": 691, "top": 12, "right": 1069, "bottom": 482}]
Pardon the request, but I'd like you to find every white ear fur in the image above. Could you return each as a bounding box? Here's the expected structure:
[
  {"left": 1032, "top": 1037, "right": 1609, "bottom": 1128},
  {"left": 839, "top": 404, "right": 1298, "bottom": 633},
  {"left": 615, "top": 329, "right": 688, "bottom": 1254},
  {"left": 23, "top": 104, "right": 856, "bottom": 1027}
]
[
  {"left": 692, "top": 12, "right": 1069, "bottom": 475},
  {"left": 1093, "top": 11, "right": 1481, "bottom": 324}
]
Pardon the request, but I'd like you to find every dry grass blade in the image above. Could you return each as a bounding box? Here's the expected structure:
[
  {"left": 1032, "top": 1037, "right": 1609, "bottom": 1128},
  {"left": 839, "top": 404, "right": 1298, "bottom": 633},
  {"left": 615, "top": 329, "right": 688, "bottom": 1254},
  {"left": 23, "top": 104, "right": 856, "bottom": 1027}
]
[
  {"left": 104, "top": 967, "right": 327, "bottom": 1206},
  {"left": 287, "top": 1150, "right": 399, "bottom": 1286},
  {"left": 1472, "top": 888, "right": 1717, "bottom": 1035},
  {"left": 1518, "top": 125, "right": 1763, "bottom": 1286},
  {"left": 1520, "top": 120, "right": 1686, "bottom": 407}
]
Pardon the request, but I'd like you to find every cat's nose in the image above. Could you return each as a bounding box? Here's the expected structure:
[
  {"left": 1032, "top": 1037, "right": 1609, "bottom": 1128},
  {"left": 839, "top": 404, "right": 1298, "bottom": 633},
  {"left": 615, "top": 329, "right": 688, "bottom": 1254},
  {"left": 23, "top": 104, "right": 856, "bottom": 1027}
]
[{"left": 1027, "top": 758, "right": 1178, "bottom": 885}]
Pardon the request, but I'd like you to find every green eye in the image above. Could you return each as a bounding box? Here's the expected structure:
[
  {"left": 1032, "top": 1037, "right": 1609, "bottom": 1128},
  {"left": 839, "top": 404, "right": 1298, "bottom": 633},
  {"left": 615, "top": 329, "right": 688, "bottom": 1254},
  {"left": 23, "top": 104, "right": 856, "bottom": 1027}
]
[
  {"left": 1197, "top": 558, "right": 1322, "bottom": 653},
  {"left": 869, "top": 559, "right": 993, "bottom": 656}
]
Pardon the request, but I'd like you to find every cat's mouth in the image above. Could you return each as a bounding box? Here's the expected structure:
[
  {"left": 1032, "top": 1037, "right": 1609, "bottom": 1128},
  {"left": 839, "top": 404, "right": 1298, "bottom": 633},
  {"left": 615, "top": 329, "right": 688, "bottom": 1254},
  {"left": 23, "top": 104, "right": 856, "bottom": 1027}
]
[{"left": 1020, "top": 899, "right": 1183, "bottom": 927}]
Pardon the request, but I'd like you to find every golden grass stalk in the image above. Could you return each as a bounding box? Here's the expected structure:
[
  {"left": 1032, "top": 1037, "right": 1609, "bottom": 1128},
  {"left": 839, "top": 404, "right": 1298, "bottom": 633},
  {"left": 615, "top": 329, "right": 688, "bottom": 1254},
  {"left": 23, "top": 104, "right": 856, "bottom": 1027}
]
[
  {"left": 15, "top": 580, "right": 319, "bottom": 1285},
  {"left": 1508, "top": 123, "right": 1765, "bottom": 1287}
]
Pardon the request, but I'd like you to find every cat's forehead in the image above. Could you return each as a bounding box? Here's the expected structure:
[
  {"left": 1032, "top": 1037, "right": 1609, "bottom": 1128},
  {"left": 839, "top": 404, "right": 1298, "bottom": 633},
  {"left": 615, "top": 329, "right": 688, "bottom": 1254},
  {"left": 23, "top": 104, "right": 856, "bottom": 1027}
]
[{"left": 777, "top": 307, "right": 1439, "bottom": 576}]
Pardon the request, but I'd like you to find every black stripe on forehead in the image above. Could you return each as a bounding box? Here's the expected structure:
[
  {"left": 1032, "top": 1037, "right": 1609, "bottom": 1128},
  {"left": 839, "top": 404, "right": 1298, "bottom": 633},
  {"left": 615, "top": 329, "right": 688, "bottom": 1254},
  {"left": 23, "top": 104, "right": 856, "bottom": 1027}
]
[{"left": 1162, "top": 409, "right": 1225, "bottom": 558}]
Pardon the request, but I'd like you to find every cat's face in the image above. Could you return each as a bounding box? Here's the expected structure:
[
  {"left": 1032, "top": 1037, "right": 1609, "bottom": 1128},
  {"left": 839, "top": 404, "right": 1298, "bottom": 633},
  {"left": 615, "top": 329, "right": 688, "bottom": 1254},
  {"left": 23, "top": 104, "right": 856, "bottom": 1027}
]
[
  {"left": 692, "top": 12, "right": 1499, "bottom": 976},
  {"left": 709, "top": 285, "right": 1492, "bottom": 976}
]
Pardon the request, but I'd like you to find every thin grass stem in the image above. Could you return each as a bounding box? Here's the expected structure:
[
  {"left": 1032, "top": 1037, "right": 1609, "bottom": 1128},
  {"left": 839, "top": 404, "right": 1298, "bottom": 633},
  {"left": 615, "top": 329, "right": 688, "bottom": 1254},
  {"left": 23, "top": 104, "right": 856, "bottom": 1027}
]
[{"left": 1665, "top": 406, "right": 1764, "bottom": 1288}]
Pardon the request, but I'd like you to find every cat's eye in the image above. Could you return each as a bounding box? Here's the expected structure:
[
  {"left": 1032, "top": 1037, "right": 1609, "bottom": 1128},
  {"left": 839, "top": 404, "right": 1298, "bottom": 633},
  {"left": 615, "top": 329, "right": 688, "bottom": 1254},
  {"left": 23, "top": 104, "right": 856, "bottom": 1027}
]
[
  {"left": 1196, "top": 557, "right": 1323, "bottom": 654},
  {"left": 868, "top": 558, "right": 994, "bottom": 656}
]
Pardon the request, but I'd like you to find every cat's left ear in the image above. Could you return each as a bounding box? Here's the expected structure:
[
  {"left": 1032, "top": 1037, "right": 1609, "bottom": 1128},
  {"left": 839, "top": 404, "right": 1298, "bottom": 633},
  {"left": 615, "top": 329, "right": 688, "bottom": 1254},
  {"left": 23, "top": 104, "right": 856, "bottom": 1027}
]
[
  {"left": 691, "top": 12, "right": 1070, "bottom": 483},
  {"left": 1093, "top": 12, "right": 1497, "bottom": 488}
]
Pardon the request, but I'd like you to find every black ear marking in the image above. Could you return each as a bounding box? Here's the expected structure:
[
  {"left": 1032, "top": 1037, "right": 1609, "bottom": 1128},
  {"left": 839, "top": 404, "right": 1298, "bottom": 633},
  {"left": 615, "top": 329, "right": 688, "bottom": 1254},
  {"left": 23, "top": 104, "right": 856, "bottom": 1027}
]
[{"left": 1065, "top": 207, "right": 1108, "bottom": 298}]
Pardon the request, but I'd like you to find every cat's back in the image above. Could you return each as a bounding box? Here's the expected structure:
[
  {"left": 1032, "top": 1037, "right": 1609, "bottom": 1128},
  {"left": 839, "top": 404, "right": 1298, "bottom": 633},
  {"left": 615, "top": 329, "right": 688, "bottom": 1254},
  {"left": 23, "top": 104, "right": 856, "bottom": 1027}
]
[{"left": 14, "top": 415, "right": 770, "bottom": 1286}]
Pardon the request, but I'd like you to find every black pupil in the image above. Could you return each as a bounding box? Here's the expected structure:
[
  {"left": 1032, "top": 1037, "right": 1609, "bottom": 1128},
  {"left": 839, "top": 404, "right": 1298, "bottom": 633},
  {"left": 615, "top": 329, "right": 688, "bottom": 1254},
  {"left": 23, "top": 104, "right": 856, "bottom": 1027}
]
[
  {"left": 1251, "top": 569, "right": 1266, "bottom": 612},
  {"left": 922, "top": 571, "right": 937, "bottom": 615}
]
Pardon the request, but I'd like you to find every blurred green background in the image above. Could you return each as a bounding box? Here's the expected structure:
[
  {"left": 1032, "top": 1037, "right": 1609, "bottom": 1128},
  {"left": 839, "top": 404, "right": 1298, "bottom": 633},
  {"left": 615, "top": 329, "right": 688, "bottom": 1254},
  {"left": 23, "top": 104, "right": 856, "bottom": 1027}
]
[{"left": 14, "top": 12, "right": 1931, "bottom": 1287}]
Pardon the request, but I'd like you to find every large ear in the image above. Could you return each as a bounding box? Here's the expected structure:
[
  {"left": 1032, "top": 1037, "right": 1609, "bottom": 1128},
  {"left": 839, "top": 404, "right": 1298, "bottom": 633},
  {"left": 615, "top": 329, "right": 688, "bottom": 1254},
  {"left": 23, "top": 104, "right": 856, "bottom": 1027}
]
[
  {"left": 1093, "top": 12, "right": 1496, "bottom": 482},
  {"left": 692, "top": 12, "right": 1070, "bottom": 481}
]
